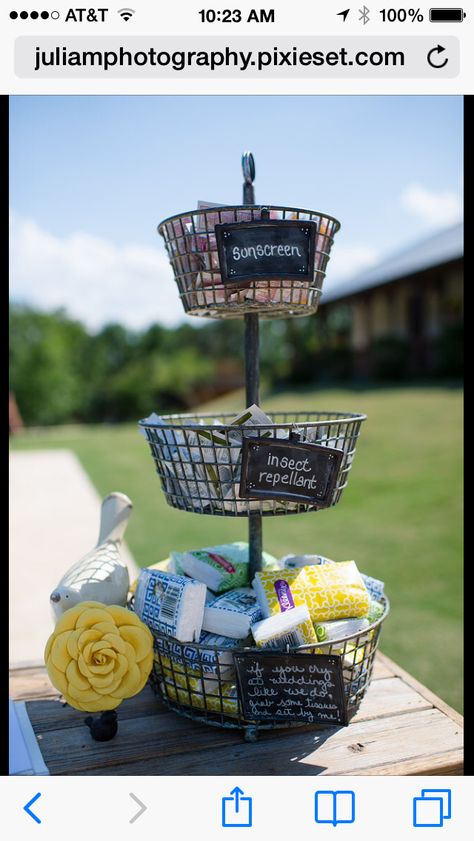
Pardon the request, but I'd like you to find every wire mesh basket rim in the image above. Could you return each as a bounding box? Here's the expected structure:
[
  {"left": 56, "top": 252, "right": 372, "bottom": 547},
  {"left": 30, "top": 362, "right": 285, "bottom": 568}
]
[
  {"left": 151, "top": 596, "right": 389, "bottom": 654},
  {"left": 139, "top": 409, "right": 367, "bottom": 431},
  {"left": 158, "top": 204, "right": 342, "bottom": 234}
]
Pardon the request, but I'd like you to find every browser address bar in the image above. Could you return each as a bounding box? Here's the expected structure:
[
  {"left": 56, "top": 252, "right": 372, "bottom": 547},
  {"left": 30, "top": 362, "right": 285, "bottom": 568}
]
[{"left": 16, "top": 36, "right": 459, "bottom": 78}]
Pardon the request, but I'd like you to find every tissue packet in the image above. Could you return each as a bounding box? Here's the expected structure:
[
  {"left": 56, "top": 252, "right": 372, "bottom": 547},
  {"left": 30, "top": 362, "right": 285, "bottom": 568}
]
[
  {"left": 160, "top": 674, "right": 240, "bottom": 717},
  {"left": 139, "top": 414, "right": 213, "bottom": 510},
  {"left": 202, "top": 587, "right": 262, "bottom": 638},
  {"left": 280, "top": 554, "right": 334, "bottom": 569},
  {"left": 252, "top": 568, "right": 317, "bottom": 644},
  {"left": 153, "top": 630, "right": 242, "bottom": 678},
  {"left": 172, "top": 541, "right": 258, "bottom": 593},
  {"left": 252, "top": 567, "right": 310, "bottom": 617},
  {"left": 361, "top": 573, "right": 385, "bottom": 601},
  {"left": 134, "top": 569, "right": 206, "bottom": 642},
  {"left": 366, "top": 599, "right": 385, "bottom": 624},
  {"left": 251, "top": 604, "right": 318, "bottom": 648},
  {"left": 315, "top": 617, "right": 370, "bottom": 643},
  {"left": 196, "top": 405, "right": 287, "bottom": 508},
  {"left": 303, "top": 561, "right": 370, "bottom": 621},
  {"left": 253, "top": 562, "right": 370, "bottom": 624}
]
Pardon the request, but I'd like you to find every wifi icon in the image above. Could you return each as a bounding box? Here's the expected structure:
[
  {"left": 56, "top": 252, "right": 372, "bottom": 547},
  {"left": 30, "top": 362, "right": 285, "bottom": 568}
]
[{"left": 118, "top": 8, "right": 135, "bottom": 21}]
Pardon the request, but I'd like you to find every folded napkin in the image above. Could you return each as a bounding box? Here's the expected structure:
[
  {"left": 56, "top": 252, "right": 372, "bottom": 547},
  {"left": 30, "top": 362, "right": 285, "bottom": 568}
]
[
  {"left": 251, "top": 605, "right": 317, "bottom": 648},
  {"left": 202, "top": 587, "right": 262, "bottom": 638},
  {"left": 134, "top": 569, "right": 206, "bottom": 642}
]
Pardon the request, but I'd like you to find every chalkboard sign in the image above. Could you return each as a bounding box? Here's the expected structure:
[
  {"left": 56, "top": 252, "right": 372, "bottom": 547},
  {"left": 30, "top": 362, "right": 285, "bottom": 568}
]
[
  {"left": 234, "top": 652, "right": 348, "bottom": 726},
  {"left": 215, "top": 220, "right": 316, "bottom": 284},
  {"left": 239, "top": 438, "right": 344, "bottom": 506}
]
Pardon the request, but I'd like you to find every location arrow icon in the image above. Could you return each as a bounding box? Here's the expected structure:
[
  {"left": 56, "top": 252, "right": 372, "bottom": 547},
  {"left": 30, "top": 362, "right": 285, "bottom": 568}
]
[
  {"left": 337, "top": 9, "right": 350, "bottom": 21},
  {"left": 129, "top": 793, "right": 147, "bottom": 824},
  {"left": 24, "top": 793, "right": 42, "bottom": 824}
]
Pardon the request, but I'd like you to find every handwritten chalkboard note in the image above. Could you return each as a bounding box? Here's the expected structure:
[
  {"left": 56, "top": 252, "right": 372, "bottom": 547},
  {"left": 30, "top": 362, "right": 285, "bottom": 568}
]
[
  {"left": 215, "top": 220, "right": 316, "bottom": 284},
  {"left": 239, "top": 438, "right": 344, "bottom": 506},
  {"left": 234, "top": 652, "right": 348, "bottom": 726}
]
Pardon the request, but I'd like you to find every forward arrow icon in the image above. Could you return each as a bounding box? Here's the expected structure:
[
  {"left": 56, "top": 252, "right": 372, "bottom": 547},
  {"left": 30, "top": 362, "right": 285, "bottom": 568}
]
[{"left": 129, "top": 793, "right": 147, "bottom": 824}]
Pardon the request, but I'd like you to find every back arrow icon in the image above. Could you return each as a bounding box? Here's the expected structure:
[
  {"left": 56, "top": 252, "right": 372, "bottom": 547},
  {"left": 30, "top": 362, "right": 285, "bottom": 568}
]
[
  {"left": 129, "top": 793, "right": 147, "bottom": 824},
  {"left": 24, "top": 793, "right": 42, "bottom": 824},
  {"left": 427, "top": 45, "right": 449, "bottom": 68}
]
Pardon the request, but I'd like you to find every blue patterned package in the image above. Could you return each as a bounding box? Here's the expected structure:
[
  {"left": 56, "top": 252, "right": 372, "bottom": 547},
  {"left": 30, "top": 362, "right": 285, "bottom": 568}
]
[
  {"left": 134, "top": 568, "right": 207, "bottom": 642},
  {"left": 202, "top": 588, "right": 262, "bottom": 638},
  {"left": 360, "top": 573, "right": 385, "bottom": 601},
  {"left": 154, "top": 630, "right": 241, "bottom": 678}
]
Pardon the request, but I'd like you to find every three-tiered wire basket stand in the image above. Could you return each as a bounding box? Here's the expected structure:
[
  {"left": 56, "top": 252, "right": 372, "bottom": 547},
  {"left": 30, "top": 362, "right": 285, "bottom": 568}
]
[{"left": 139, "top": 153, "right": 389, "bottom": 740}]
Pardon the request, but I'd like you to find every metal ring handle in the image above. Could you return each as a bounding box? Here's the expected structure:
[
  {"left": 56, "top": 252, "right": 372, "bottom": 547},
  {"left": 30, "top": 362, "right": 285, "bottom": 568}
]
[{"left": 242, "top": 151, "right": 255, "bottom": 185}]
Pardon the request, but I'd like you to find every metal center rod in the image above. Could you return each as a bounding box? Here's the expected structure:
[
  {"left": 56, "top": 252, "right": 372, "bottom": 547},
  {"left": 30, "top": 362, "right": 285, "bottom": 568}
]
[
  {"left": 242, "top": 152, "right": 262, "bottom": 580},
  {"left": 245, "top": 314, "right": 262, "bottom": 580}
]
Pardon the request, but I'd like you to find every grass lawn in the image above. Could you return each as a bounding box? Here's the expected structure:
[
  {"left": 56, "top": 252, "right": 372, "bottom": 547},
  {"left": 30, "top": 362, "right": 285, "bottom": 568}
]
[{"left": 11, "top": 385, "right": 463, "bottom": 712}]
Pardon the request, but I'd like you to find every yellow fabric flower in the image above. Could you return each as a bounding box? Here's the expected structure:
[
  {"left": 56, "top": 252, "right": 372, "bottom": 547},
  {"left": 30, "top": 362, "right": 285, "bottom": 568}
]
[{"left": 44, "top": 601, "right": 154, "bottom": 712}]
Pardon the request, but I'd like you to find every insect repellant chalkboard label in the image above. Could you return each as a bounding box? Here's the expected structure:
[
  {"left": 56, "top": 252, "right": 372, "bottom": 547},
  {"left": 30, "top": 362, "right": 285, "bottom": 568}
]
[
  {"left": 215, "top": 220, "right": 317, "bottom": 284},
  {"left": 239, "top": 438, "right": 344, "bottom": 506},
  {"left": 234, "top": 652, "right": 348, "bottom": 725}
]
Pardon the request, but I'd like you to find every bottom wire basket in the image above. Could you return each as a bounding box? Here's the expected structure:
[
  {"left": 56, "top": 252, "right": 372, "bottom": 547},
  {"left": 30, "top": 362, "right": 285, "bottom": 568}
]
[{"left": 146, "top": 596, "right": 390, "bottom": 741}]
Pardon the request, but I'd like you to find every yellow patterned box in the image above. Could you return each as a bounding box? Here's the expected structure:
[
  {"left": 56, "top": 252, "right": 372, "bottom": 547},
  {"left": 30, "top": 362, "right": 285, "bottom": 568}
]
[
  {"left": 303, "top": 561, "right": 370, "bottom": 621},
  {"left": 252, "top": 568, "right": 317, "bottom": 644}
]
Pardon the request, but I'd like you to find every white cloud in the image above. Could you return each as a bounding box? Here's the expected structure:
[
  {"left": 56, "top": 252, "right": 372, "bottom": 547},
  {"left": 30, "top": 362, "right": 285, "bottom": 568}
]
[
  {"left": 400, "top": 183, "right": 463, "bottom": 228},
  {"left": 327, "top": 244, "right": 379, "bottom": 283},
  {"left": 8, "top": 213, "right": 381, "bottom": 322},
  {"left": 9, "top": 213, "right": 186, "bottom": 331}
]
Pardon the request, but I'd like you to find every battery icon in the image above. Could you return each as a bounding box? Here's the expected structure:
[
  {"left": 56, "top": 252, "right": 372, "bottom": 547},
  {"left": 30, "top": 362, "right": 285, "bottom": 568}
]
[{"left": 429, "top": 8, "right": 466, "bottom": 21}]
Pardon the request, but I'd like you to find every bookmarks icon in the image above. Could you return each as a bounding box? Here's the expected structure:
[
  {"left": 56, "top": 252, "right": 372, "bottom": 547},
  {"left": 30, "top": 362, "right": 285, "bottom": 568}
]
[{"left": 315, "top": 791, "right": 355, "bottom": 826}]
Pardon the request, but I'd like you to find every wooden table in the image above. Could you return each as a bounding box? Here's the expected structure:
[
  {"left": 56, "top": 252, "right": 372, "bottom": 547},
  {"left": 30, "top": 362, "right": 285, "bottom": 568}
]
[{"left": 10, "top": 653, "right": 463, "bottom": 776}]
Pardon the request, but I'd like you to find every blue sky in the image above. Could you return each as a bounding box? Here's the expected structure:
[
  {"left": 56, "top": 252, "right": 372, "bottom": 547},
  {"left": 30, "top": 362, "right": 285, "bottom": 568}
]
[{"left": 9, "top": 95, "right": 463, "bottom": 330}]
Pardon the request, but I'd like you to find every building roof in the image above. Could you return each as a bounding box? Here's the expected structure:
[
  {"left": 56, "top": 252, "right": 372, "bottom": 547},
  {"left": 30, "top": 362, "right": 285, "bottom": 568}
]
[{"left": 321, "top": 222, "right": 463, "bottom": 304}]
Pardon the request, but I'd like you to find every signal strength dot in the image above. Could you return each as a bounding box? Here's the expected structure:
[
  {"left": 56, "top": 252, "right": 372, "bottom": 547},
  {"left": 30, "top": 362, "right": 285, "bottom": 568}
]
[{"left": 118, "top": 7, "right": 135, "bottom": 20}]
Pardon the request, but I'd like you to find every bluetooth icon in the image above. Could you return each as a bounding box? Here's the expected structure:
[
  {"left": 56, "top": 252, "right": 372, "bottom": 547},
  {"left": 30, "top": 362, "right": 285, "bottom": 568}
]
[{"left": 359, "top": 5, "right": 370, "bottom": 24}]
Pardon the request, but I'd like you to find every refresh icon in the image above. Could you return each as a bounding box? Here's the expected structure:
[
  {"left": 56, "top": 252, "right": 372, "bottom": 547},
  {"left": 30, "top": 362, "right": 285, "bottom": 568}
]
[{"left": 427, "top": 44, "right": 449, "bottom": 68}]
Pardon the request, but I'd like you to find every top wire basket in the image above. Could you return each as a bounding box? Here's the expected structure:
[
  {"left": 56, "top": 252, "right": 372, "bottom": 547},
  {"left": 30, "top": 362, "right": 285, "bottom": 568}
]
[{"left": 157, "top": 205, "right": 341, "bottom": 318}]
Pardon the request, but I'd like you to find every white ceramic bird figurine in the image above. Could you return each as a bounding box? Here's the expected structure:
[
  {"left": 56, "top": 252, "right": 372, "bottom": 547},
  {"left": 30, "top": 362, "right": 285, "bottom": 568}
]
[{"left": 50, "top": 492, "right": 132, "bottom": 618}]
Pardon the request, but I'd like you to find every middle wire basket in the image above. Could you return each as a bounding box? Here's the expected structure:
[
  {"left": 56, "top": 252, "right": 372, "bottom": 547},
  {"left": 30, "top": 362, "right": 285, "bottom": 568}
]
[
  {"left": 147, "top": 596, "right": 389, "bottom": 738},
  {"left": 139, "top": 410, "right": 366, "bottom": 517}
]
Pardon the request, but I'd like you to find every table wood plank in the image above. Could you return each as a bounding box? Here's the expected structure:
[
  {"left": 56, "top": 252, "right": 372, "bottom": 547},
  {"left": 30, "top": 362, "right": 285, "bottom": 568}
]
[
  {"left": 371, "top": 657, "right": 395, "bottom": 680},
  {"left": 101, "top": 708, "right": 460, "bottom": 777},
  {"left": 10, "top": 653, "right": 463, "bottom": 777},
  {"left": 25, "top": 677, "right": 438, "bottom": 776},
  {"left": 375, "top": 652, "right": 463, "bottom": 725}
]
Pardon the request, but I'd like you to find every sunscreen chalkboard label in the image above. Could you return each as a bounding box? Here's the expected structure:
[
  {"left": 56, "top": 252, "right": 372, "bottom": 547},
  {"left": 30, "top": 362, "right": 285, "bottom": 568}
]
[
  {"left": 239, "top": 437, "right": 343, "bottom": 506},
  {"left": 215, "top": 220, "right": 316, "bottom": 284},
  {"left": 234, "top": 652, "right": 348, "bottom": 725}
]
